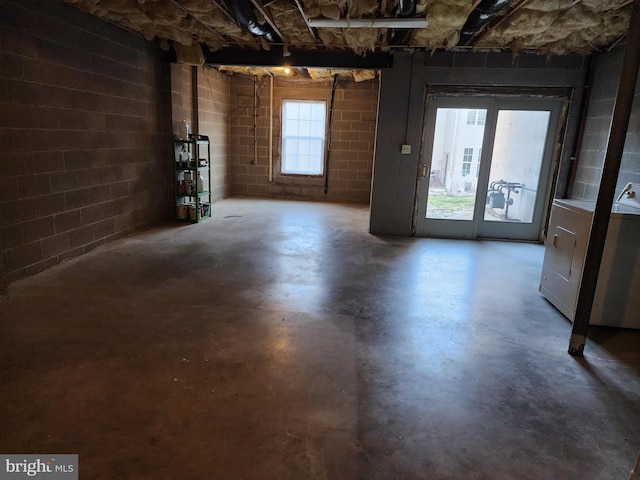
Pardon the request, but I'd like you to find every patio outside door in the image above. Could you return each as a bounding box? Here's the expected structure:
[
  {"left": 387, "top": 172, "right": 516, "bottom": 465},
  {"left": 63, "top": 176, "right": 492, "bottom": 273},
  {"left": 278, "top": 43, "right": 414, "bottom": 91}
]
[{"left": 415, "top": 95, "right": 562, "bottom": 241}]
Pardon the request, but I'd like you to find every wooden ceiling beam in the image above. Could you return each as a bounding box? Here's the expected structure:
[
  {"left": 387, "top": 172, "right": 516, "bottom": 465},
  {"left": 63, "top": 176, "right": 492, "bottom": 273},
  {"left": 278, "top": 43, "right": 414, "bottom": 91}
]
[
  {"left": 209, "top": 0, "right": 237, "bottom": 23},
  {"left": 293, "top": 0, "right": 318, "bottom": 43},
  {"left": 249, "top": 0, "right": 286, "bottom": 42},
  {"left": 167, "top": 0, "right": 227, "bottom": 41}
]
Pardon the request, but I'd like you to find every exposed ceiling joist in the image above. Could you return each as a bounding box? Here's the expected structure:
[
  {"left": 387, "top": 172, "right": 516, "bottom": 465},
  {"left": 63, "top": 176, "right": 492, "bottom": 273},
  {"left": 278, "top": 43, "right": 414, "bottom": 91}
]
[
  {"left": 249, "top": 0, "right": 286, "bottom": 43},
  {"left": 208, "top": 0, "right": 236, "bottom": 23},
  {"left": 65, "top": 0, "right": 636, "bottom": 57},
  {"left": 468, "top": 0, "right": 533, "bottom": 47},
  {"left": 167, "top": 0, "right": 227, "bottom": 41},
  {"left": 293, "top": 0, "right": 318, "bottom": 43},
  {"left": 308, "top": 18, "right": 428, "bottom": 28}
]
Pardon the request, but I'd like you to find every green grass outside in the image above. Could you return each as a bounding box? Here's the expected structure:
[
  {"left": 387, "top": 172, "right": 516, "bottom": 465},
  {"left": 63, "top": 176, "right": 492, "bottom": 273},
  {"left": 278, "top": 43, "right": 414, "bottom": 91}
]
[{"left": 428, "top": 195, "right": 475, "bottom": 211}]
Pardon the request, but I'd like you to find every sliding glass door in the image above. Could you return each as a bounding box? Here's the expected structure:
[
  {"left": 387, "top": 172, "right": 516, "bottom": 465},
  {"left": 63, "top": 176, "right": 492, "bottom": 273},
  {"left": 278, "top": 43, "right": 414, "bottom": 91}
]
[{"left": 415, "top": 96, "right": 562, "bottom": 241}]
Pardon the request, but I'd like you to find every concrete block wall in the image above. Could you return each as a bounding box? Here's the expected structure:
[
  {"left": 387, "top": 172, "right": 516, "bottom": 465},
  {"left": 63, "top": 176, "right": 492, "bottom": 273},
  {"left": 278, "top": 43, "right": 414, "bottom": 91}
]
[
  {"left": 198, "top": 68, "right": 230, "bottom": 201},
  {"left": 0, "top": 0, "right": 171, "bottom": 290},
  {"left": 571, "top": 44, "right": 640, "bottom": 200},
  {"left": 170, "top": 65, "right": 230, "bottom": 202},
  {"left": 228, "top": 75, "right": 378, "bottom": 204},
  {"left": 170, "top": 64, "right": 193, "bottom": 138}
]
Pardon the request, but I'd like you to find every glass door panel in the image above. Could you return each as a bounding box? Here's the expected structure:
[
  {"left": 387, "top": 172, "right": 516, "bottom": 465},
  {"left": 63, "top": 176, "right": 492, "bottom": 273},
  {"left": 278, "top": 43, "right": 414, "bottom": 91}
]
[
  {"left": 426, "top": 108, "right": 487, "bottom": 221},
  {"left": 483, "top": 110, "right": 551, "bottom": 224}
]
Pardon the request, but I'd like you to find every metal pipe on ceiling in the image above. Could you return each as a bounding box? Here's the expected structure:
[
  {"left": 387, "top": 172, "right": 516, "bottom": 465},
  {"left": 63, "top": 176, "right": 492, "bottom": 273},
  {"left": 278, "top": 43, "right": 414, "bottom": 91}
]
[
  {"left": 388, "top": 0, "right": 417, "bottom": 45},
  {"left": 225, "top": 0, "right": 281, "bottom": 43},
  {"left": 458, "top": 0, "right": 510, "bottom": 46}
]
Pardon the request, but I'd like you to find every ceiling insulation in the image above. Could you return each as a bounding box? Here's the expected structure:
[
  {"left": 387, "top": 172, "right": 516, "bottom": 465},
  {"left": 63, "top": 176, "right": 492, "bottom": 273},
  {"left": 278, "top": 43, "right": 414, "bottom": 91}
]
[
  {"left": 65, "top": 0, "right": 633, "bottom": 60},
  {"left": 411, "top": 1, "right": 474, "bottom": 50},
  {"left": 268, "top": 1, "right": 316, "bottom": 46},
  {"left": 344, "top": 27, "right": 382, "bottom": 55},
  {"left": 476, "top": 0, "right": 632, "bottom": 54}
]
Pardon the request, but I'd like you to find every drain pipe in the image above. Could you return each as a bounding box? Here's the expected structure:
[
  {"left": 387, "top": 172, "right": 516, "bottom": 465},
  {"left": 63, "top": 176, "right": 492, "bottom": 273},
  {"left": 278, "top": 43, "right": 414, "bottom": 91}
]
[
  {"left": 569, "top": 0, "right": 640, "bottom": 356},
  {"left": 325, "top": 75, "right": 338, "bottom": 195},
  {"left": 191, "top": 66, "right": 199, "bottom": 134},
  {"left": 563, "top": 55, "right": 595, "bottom": 198},
  {"left": 269, "top": 74, "right": 273, "bottom": 183},
  {"left": 252, "top": 75, "right": 258, "bottom": 166}
]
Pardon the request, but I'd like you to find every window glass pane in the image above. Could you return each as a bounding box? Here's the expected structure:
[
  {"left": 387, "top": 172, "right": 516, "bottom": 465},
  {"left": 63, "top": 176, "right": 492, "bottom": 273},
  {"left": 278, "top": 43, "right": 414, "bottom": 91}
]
[
  {"left": 310, "top": 139, "right": 322, "bottom": 157},
  {"left": 297, "top": 139, "right": 310, "bottom": 155},
  {"left": 298, "top": 120, "right": 311, "bottom": 137},
  {"left": 484, "top": 110, "right": 550, "bottom": 223},
  {"left": 284, "top": 138, "right": 297, "bottom": 157},
  {"left": 299, "top": 102, "right": 311, "bottom": 119},
  {"left": 285, "top": 102, "right": 298, "bottom": 119},
  {"left": 285, "top": 119, "right": 298, "bottom": 136},
  {"left": 427, "top": 109, "right": 486, "bottom": 220},
  {"left": 310, "top": 120, "right": 325, "bottom": 137},
  {"left": 311, "top": 104, "right": 325, "bottom": 121},
  {"left": 282, "top": 100, "right": 326, "bottom": 175}
]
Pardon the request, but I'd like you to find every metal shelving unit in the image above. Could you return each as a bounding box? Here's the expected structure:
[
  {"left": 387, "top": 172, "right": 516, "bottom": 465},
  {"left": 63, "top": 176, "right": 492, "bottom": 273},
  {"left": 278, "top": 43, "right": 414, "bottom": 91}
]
[{"left": 173, "top": 139, "right": 211, "bottom": 223}]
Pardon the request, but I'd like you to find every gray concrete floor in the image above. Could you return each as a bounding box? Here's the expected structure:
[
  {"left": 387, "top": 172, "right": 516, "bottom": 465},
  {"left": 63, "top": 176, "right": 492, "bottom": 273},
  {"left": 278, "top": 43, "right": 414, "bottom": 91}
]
[{"left": 1, "top": 198, "right": 640, "bottom": 479}]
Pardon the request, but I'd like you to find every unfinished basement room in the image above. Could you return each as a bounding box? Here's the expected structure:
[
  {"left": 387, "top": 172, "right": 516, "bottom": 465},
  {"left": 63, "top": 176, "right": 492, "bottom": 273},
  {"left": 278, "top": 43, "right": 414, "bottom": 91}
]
[{"left": 1, "top": 0, "right": 640, "bottom": 478}]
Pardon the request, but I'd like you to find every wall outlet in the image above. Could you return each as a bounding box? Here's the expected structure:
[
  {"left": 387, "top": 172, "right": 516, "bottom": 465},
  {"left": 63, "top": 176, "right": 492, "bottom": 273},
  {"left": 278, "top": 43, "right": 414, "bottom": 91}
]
[{"left": 401, "top": 144, "right": 411, "bottom": 155}]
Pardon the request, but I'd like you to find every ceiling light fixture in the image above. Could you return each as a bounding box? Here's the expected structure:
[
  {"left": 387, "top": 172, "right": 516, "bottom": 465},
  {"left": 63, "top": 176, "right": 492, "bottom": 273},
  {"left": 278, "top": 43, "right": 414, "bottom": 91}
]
[{"left": 307, "top": 18, "right": 428, "bottom": 29}]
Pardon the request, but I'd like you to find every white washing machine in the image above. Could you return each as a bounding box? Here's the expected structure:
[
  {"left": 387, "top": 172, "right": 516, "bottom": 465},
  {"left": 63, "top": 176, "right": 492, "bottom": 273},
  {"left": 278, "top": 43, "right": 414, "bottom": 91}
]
[{"left": 539, "top": 197, "right": 640, "bottom": 329}]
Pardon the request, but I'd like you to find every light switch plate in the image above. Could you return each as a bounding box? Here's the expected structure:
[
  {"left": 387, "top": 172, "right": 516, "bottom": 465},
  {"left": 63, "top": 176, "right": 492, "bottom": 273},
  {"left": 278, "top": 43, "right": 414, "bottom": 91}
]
[{"left": 401, "top": 144, "right": 411, "bottom": 155}]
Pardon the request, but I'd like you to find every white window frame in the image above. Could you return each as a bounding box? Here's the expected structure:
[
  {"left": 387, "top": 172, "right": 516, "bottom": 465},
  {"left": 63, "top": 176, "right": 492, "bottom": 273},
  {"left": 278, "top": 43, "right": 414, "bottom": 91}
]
[{"left": 281, "top": 99, "right": 327, "bottom": 176}]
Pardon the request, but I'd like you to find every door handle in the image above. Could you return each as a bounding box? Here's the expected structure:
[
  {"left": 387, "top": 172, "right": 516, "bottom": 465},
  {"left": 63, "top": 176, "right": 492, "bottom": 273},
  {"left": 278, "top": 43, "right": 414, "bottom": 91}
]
[{"left": 553, "top": 234, "right": 558, "bottom": 247}]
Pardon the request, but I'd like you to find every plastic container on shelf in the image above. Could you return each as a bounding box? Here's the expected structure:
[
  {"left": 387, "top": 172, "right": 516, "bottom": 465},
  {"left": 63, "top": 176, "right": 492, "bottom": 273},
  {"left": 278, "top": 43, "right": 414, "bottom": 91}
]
[{"left": 176, "top": 204, "right": 188, "bottom": 219}]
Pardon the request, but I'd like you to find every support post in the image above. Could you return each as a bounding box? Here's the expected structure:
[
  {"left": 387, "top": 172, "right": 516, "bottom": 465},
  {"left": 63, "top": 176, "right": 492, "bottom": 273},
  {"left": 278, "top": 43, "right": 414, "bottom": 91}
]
[
  {"left": 568, "top": 0, "right": 640, "bottom": 356},
  {"left": 631, "top": 448, "right": 640, "bottom": 480}
]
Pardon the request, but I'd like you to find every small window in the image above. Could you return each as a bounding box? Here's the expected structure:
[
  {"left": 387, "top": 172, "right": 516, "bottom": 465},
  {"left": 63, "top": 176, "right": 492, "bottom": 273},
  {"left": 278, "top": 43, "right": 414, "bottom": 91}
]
[
  {"left": 282, "top": 100, "right": 326, "bottom": 175},
  {"left": 462, "top": 147, "right": 473, "bottom": 176},
  {"left": 477, "top": 109, "right": 486, "bottom": 125},
  {"left": 466, "top": 110, "right": 477, "bottom": 125},
  {"left": 466, "top": 109, "right": 486, "bottom": 126}
]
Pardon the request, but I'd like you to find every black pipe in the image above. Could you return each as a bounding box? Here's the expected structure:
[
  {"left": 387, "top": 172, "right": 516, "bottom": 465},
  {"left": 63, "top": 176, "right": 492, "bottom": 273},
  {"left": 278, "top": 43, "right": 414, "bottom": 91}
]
[
  {"left": 225, "top": 0, "right": 281, "bottom": 44},
  {"left": 569, "top": 0, "right": 640, "bottom": 356},
  {"left": 458, "top": 0, "right": 509, "bottom": 46},
  {"left": 398, "top": 0, "right": 416, "bottom": 17},
  {"left": 325, "top": 75, "right": 338, "bottom": 194},
  {"left": 191, "top": 66, "right": 199, "bottom": 134},
  {"left": 388, "top": 0, "right": 416, "bottom": 45},
  {"left": 563, "top": 55, "right": 595, "bottom": 198}
]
